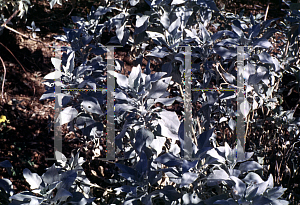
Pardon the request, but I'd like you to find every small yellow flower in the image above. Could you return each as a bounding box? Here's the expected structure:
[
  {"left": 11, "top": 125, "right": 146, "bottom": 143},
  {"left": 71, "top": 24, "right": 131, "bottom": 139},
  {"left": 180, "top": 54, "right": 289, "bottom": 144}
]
[{"left": 0, "top": 115, "right": 7, "bottom": 123}]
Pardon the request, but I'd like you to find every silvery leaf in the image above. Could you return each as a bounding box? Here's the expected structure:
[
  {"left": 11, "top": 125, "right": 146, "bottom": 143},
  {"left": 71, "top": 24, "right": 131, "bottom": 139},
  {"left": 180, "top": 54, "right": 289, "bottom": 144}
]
[
  {"left": 250, "top": 13, "right": 255, "bottom": 25},
  {"left": 9, "top": 191, "right": 43, "bottom": 202},
  {"left": 155, "top": 153, "right": 178, "bottom": 164},
  {"left": 130, "top": 0, "right": 139, "bottom": 6},
  {"left": 57, "top": 106, "right": 78, "bottom": 126},
  {"left": 50, "top": 57, "right": 62, "bottom": 71},
  {"left": 199, "top": 22, "right": 211, "bottom": 43},
  {"left": 119, "top": 173, "right": 136, "bottom": 182},
  {"left": 23, "top": 169, "right": 42, "bottom": 190},
  {"left": 146, "top": 47, "right": 169, "bottom": 58},
  {"left": 115, "top": 104, "right": 135, "bottom": 113},
  {"left": 182, "top": 192, "right": 201, "bottom": 204},
  {"left": 240, "top": 100, "right": 250, "bottom": 118},
  {"left": 228, "top": 118, "right": 236, "bottom": 131},
  {"left": 128, "top": 64, "right": 142, "bottom": 91},
  {"left": 155, "top": 97, "right": 176, "bottom": 106},
  {"left": 243, "top": 172, "right": 264, "bottom": 184},
  {"left": 56, "top": 93, "right": 72, "bottom": 107},
  {"left": 252, "top": 195, "right": 272, "bottom": 204},
  {"left": 230, "top": 176, "right": 246, "bottom": 197},
  {"left": 114, "top": 185, "right": 137, "bottom": 195},
  {"left": 115, "top": 163, "right": 138, "bottom": 177},
  {"left": 219, "top": 117, "right": 228, "bottom": 123},
  {"left": 58, "top": 170, "right": 77, "bottom": 190},
  {"left": 197, "top": 128, "right": 215, "bottom": 150},
  {"left": 157, "top": 110, "right": 180, "bottom": 140},
  {"left": 272, "top": 57, "right": 281, "bottom": 72},
  {"left": 231, "top": 24, "right": 243, "bottom": 37},
  {"left": 150, "top": 0, "right": 163, "bottom": 6},
  {"left": 81, "top": 96, "right": 103, "bottom": 115},
  {"left": 145, "top": 60, "right": 151, "bottom": 75},
  {"left": 180, "top": 172, "right": 198, "bottom": 188},
  {"left": 182, "top": 160, "right": 198, "bottom": 173},
  {"left": 262, "top": 18, "right": 279, "bottom": 30},
  {"left": 116, "top": 25, "right": 130, "bottom": 46},
  {"left": 135, "top": 127, "right": 154, "bottom": 153},
  {"left": 215, "top": 38, "right": 238, "bottom": 46},
  {"left": 149, "top": 136, "right": 166, "bottom": 155},
  {"left": 243, "top": 62, "right": 256, "bottom": 82},
  {"left": 253, "top": 38, "right": 272, "bottom": 49},
  {"left": 262, "top": 28, "right": 278, "bottom": 39},
  {"left": 269, "top": 200, "right": 289, "bottom": 205},
  {"left": 258, "top": 51, "right": 273, "bottom": 64},
  {"left": 168, "top": 17, "right": 181, "bottom": 36},
  {"left": 203, "top": 71, "right": 211, "bottom": 88},
  {"left": 206, "top": 148, "right": 225, "bottom": 164},
  {"left": 266, "top": 186, "right": 287, "bottom": 200},
  {"left": 134, "top": 15, "right": 149, "bottom": 35},
  {"left": 114, "top": 72, "right": 128, "bottom": 89},
  {"left": 55, "top": 151, "right": 68, "bottom": 167},
  {"left": 250, "top": 24, "right": 260, "bottom": 38},
  {"left": 42, "top": 164, "right": 59, "bottom": 185},
  {"left": 214, "top": 47, "right": 236, "bottom": 61},
  {"left": 214, "top": 198, "right": 238, "bottom": 205},
  {"left": 172, "top": 0, "right": 185, "bottom": 5},
  {"left": 148, "top": 77, "right": 171, "bottom": 99},
  {"left": 43, "top": 58, "right": 62, "bottom": 79},
  {"left": 160, "top": 10, "right": 170, "bottom": 29},
  {"left": 238, "top": 161, "right": 263, "bottom": 173},
  {"left": 207, "top": 169, "right": 230, "bottom": 186},
  {"left": 223, "top": 72, "right": 235, "bottom": 84},
  {"left": 95, "top": 6, "right": 112, "bottom": 16},
  {"left": 62, "top": 51, "right": 75, "bottom": 74},
  {"left": 115, "top": 59, "right": 123, "bottom": 72}
]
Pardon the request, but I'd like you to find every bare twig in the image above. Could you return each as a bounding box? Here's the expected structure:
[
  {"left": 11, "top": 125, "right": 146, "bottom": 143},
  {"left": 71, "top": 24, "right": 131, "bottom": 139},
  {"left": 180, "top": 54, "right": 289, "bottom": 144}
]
[
  {"left": 284, "top": 40, "right": 290, "bottom": 58},
  {"left": 215, "top": 63, "right": 229, "bottom": 84},
  {"left": 0, "top": 42, "right": 28, "bottom": 73},
  {"left": 1, "top": 8, "right": 46, "bottom": 47},
  {"left": 244, "top": 114, "right": 250, "bottom": 143},
  {"left": 0, "top": 9, "right": 19, "bottom": 28},
  {"left": 3, "top": 25, "right": 47, "bottom": 47},
  {"left": 264, "top": 0, "right": 270, "bottom": 21},
  {"left": 179, "top": 81, "right": 184, "bottom": 97},
  {"left": 196, "top": 115, "right": 202, "bottom": 136},
  {"left": 0, "top": 56, "right": 6, "bottom": 103},
  {"left": 191, "top": 124, "right": 197, "bottom": 144}
]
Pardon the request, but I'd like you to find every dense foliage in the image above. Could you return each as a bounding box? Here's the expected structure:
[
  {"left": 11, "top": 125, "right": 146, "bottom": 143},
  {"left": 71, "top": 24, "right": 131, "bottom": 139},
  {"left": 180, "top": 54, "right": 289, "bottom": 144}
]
[{"left": 0, "top": 0, "right": 299, "bottom": 204}]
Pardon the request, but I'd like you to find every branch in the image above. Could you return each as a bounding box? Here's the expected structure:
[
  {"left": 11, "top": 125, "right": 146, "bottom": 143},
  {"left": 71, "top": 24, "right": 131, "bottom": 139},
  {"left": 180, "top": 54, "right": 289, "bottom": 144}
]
[
  {"left": 0, "top": 56, "right": 7, "bottom": 103},
  {"left": 0, "top": 42, "right": 28, "bottom": 73},
  {"left": 215, "top": 62, "right": 229, "bottom": 84},
  {"left": 3, "top": 25, "right": 47, "bottom": 47},
  {"left": 264, "top": 0, "right": 270, "bottom": 21},
  {"left": 0, "top": 9, "right": 19, "bottom": 28}
]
